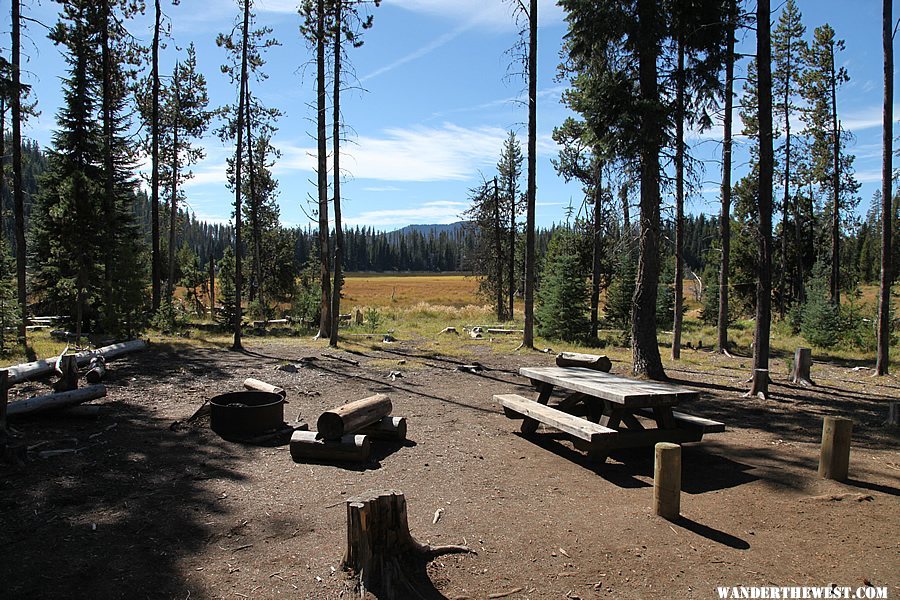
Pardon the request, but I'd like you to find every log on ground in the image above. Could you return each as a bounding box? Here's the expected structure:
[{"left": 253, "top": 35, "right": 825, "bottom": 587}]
[
  {"left": 6, "top": 339, "right": 147, "bottom": 385},
  {"left": 290, "top": 430, "right": 370, "bottom": 462},
  {"left": 7, "top": 385, "right": 107, "bottom": 418},
  {"left": 85, "top": 356, "right": 107, "bottom": 384},
  {"left": 356, "top": 416, "right": 407, "bottom": 441},
  {"left": 316, "top": 393, "right": 392, "bottom": 440},
  {"left": 243, "top": 378, "right": 286, "bottom": 399}
]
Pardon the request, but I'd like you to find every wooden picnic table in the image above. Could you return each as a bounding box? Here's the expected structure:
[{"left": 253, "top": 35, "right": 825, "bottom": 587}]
[{"left": 497, "top": 366, "right": 723, "bottom": 462}]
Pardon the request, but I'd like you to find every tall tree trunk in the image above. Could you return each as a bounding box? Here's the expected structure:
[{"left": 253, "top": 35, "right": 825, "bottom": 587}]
[
  {"left": 330, "top": 0, "right": 344, "bottom": 348},
  {"left": 672, "top": 37, "right": 685, "bottom": 361},
  {"left": 1, "top": 95, "right": 5, "bottom": 244},
  {"left": 167, "top": 64, "right": 180, "bottom": 304},
  {"left": 780, "top": 32, "right": 793, "bottom": 318},
  {"left": 493, "top": 177, "right": 504, "bottom": 321},
  {"left": 508, "top": 172, "right": 515, "bottom": 320},
  {"left": 620, "top": 182, "right": 630, "bottom": 240},
  {"left": 316, "top": 0, "right": 332, "bottom": 340},
  {"left": 151, "top": 0, "right": 161, "bottom": 312},
  {"left": 232, "top": 0, "right": 251, "bottom": 351},
  {"left": 829, "top": 39, "right": 841, "bottom": 307},
  {"left": 209, "top": 250, "right": 216, "bottom": 319},
  {"left": 875, "top": 0, "right": 893, "bottom": 376},
  {"left": 751, "top": 0, "right": 774, "bottom": 398},
  {"left": 717, "top": 12, "right": 734, "bottom": 354},
  {"left": 590, "top": 160, "right": 602, "bottom": 338},
  {"left": 632, "top": 0, "right": 665, "bottom": 380},
  {"left": 100, "top": 1, "right": 114, "bottom": 314},
  {"left": 245, "top": 90, "right": 259, "bottom": 305},
  {"left": 523, "top": 0, "right": 537, "bottom": 349},
  {"left": 12, "top": 0, "right": 26, "bottom": 342}
]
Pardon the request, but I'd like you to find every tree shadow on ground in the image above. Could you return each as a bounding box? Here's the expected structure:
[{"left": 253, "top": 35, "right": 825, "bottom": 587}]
[
  {"left": 672, "top": 516, "right": 751, "bottom": 550},
  {"left": 0, "top": 401, "right": 252, "bottom": 599}
]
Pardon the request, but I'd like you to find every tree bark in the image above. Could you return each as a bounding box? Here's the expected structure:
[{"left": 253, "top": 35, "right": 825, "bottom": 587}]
[
  {"left": 672, "top": 37, "right": 685, "bottom": 361},
  {"left": 717, "top": 10, "right": 734, "bottom": 354},
  {"left": 590, "top": 161, "right": 602, "bottom": 338},
  {"left": 780, "top": 28, "right": 793, "bottom": 318},
  {"left": 342, "top": 490, "right": 471, "bottom": 599},
  {"left": 876, "top": 0, "right": 893, "bottom": 376},
  {"left": 330, "top": 0, "right": 344, "bottom": 347},
  {"left": 232, "top": 0, "right": 251, "bottom": 351},
  {"left": 151, "top": 0, "right": 161, "bottom": 312},
  {"left": 1, "top": 95, "right": 5, "bottom": 243},
  {"left": 508, "top": 166, "right": 516, "bottom": 320},
  {"left": 751, "top": 0, "right": 774, "bottom": 399},
  {"left": 316, "top": 0, "right": 332, "bottom": 341},
  {"left": 523, "top": 0, "right": 537, "bottom": 349},
  {"left": 12, "top": 0, "right": 27, "bottom": 343},
  {"left": 100, "top": 0, "right": 114, "bottom": 312},
  {"left": 632, "top": 0, "right": 665, "bottom": 380},
  {"left": 167, "top": 62, "right": 180, "bottom": 303},
  {"left": 493, "top": 178, "right": 504, "bottom": 321},
  {"left": 246, "top": 90, "right": 259, "bottom": 305},
  {"left": 829, "top": 38, "right": 841, "bottom": 307}
]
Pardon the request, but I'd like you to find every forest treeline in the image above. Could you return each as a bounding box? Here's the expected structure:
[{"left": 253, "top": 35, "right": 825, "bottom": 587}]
[{"left": 0, "top": 0, "right": 896, "bottom": 383}]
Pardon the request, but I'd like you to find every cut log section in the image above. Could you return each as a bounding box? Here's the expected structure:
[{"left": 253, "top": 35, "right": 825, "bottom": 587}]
[
  {"left": 316, "top": 393, "right": 392, "bottom": 440},
  {"left": 85, "top": 356, "right": 107, "bottom": 384},
  {"left": 243, "top": 378, "right": 286, "bottom": 399},
  {"left": 555, "top": 352, "right": 612, "bottom": 372},
  {"left": 791, "top": 348, "right": 814, "bottom": 386},
  {"left": 356, "top": 416, "right": 407, "bottom": 441},
  {"left": 5, "top": 339, "right": 147, "bottom": 385},
  {"left": 290, "top": 430, "right": 370, "bottom": 462},
  {"left": 7, "top": 385, "right": 107, "bottom": 418},
  {"left": 53, "top": 354, "right": 79, "bottom": 393},
  {"left": 342, "top": 490, "right": 472, "bottom": 599}
]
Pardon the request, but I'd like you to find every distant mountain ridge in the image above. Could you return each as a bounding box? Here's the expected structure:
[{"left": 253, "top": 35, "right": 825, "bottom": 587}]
[{"left": 389, "top": 221, "right": 470, "bottom": 236}]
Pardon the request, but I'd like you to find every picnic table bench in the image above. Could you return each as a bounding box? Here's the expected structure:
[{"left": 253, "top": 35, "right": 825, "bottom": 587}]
[{"left": 497, "top": 366, "right": 724, "bottom": 462}]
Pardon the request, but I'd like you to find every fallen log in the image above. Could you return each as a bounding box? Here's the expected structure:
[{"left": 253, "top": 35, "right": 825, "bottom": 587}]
[
  {"left": 317, "top": 393, "right": 392, "bottom": 440},
  {"left": 7, "top": 385, "right": 107, "bottom": 418},
  {"left": 243, "top": 378, "right": 286, "bottom": 399},
  {"left": 85, "top": 356, "right": 107, "bottom": 384},
  {"left": 5, "top": 339, "right": 147, "bottom": 385},
  {"left": 486, "top": 328, "right": 524, "bottom": 335},
  {"left": 321, "top": 352, "right": 360, "bottom": 367},
  {"left": 555, "top": 352, "right": 612, "bottom": 372},
  {"left": 342, "top": 490, "right": 471, "bottom": 598},
  {"left": 290, "top": 430, "right": 370, "bottom": 462},
  {"left": 357, "top": 416, "right": 407, "bottom": 441}
]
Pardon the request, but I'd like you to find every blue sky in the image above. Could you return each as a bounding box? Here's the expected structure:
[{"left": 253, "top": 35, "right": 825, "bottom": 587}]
[{"left": 7, "top": 0, "right": 898, "bottom": 230}]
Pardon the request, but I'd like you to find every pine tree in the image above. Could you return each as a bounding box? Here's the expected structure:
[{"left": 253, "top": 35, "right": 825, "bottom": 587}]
[
  {"left": 32, "top": 0, "right": 105, "bottom": 341},
  {"left": 463, "top": 178, "right": 507, "bottom": 319},
  {"left": 497, "top": 131, "right": 523, "bottom": 320},
  {"left": 536, "top": 230, "right": 590, "bottom": 342}
]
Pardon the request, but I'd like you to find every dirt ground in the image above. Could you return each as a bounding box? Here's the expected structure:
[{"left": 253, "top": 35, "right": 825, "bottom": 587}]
[{"left": 1, "top": 335, "right": 898, "bottom": 600}]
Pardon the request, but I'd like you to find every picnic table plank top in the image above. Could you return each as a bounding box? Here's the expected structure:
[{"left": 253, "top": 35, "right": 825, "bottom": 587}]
[{"left": 519, "top": 366, "right": 700, "bottom": 408}]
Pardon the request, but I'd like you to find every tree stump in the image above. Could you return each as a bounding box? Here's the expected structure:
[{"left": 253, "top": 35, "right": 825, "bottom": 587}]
[
  {"left": 791, "top": 348, "right": 814, "bottom": 386},
  {"left": 888, "top": 402, "right": 899, "bottom": 427},
  {"left": 53, "top": 354, "right": 79, "bottom": 393},
  {"left": 343, "top": 490, "right": 471, "bottom": 599}
]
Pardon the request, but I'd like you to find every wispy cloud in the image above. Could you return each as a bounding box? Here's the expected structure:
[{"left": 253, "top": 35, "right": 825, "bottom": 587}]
[
  {"left": 344, "top": 200, "right": 467, "bottom": 227},
  {"left": 382, "top": 0, "right": 565, "bottom": 30},
  {"left": 277, "top": 123, "right": 510, "bottom": 181},
  {"left": 361, "top": 22, "right": 471, "bottom": 82},
  {"left": 363, "top": 186, "right": 404, "bottom": 192}
]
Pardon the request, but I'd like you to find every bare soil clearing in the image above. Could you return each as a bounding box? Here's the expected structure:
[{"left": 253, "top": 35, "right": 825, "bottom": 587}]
[{"left": 1, "top": 337, "right": 898, "bottom": 600}]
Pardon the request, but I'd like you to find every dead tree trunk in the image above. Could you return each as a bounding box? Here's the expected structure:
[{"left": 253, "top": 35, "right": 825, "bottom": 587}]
[{"left": 342, "top": 490, "right": 471, "bottom": 599}]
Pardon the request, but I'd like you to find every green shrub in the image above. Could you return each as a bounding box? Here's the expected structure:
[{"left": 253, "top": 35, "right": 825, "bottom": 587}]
[{"left": 536, "top": 230, "right": 590, "bottom": 342}]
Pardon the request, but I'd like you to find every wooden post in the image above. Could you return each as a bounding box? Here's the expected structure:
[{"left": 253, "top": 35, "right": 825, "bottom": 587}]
[
  {"left": 654, "top": 442, "right": 681, "bottom": 520},
  {"left": 819, "top": 416, "right": 852, "bottom": 481},
  {"left": 53, "top": 354, "right": 79, "bottom": 393},
  {"left": 355, "top": 308, "right": 363, "bottom": 326},
  {"left": 316, "top": 393, "right": 392, "bottom": 440},
  {"left": 342, "top": 490, "right": 471, "bottom": 599},
  {"left": 791, "top": 348, "right": 814, "bottom": 386}
]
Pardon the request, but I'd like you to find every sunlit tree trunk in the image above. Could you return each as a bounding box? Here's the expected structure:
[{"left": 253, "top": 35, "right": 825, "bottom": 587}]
[
  {"left": 875, "top": 0, "right": 893, "bottom": 375},
  {"left": 523, "top": 0, "right": 537, "bottom": 349}
]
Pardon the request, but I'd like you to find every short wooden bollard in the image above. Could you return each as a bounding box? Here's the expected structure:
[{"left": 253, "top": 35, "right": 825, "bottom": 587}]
[
  {"left": 819, "top": 416, "right": 852, "bottom": 481},
  {"left": 654, "top": 442, "right": 681, "bottom": 520}
]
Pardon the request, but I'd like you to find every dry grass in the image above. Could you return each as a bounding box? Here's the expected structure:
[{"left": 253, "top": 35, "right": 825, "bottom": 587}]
[{"left": 340, "top": 273, "right": 481, "bottom": 309}]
